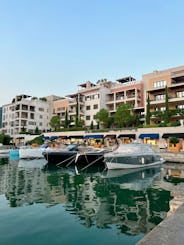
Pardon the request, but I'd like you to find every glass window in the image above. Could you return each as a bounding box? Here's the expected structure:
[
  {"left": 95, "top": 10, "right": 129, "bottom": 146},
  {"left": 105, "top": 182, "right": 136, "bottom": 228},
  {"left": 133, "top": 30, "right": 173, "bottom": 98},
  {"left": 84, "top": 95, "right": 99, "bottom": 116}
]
[{"left": 86, "top": 115, "right": 90, "bottom": 120}]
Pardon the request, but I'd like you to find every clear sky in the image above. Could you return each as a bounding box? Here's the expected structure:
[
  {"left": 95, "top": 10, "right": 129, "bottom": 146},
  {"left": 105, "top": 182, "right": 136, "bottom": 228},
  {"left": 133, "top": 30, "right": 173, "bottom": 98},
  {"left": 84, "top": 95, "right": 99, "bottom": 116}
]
[{"left": 0, "top": 0, "right": 184, "bottom": 105}]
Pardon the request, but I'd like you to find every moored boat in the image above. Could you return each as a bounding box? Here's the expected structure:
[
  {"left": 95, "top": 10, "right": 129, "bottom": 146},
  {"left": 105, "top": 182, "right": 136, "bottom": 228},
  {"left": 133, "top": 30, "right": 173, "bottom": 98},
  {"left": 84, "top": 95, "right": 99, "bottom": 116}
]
[
  {"left": 43, "top": 144, "right": 78, "bottom": 168},
  {"left": 104, "top": 143, "right": 165, "bottom": 170}
]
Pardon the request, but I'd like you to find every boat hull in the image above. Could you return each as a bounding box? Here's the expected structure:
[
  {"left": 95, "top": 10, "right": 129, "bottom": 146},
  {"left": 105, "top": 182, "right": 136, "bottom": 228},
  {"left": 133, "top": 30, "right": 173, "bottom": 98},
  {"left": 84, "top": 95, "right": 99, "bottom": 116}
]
[
  {"left": 105, "top": 155, "right": 165, "bottom": 170},
  {"left": 75, "top": 152, "right": 105, "bottom": 169},
  {"left": 43, "top": 151, "right": 77, "bottom": 168}
]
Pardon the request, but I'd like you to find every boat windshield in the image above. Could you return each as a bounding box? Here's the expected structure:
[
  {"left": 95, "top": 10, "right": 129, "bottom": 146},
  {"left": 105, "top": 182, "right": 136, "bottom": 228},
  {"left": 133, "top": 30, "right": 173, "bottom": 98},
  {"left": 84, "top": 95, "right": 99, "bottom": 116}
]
[{"left": 115, "top": 143, "right": 156, "bottom": 155}]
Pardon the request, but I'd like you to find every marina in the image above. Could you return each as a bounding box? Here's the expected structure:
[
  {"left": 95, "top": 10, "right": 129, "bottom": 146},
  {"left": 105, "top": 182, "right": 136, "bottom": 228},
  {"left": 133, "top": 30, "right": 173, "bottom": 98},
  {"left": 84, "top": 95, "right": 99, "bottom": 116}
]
[{"left": 0, "top": 154, "right": 184, "bottom": 245}]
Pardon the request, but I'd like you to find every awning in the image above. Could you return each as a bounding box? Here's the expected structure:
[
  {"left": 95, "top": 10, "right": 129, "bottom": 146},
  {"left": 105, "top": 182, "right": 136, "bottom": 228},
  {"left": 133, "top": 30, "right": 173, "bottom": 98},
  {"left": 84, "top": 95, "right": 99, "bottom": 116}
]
[
  {"left": 104, "top": 134, "right": 117, "bottom": 139},
  {"left": 68, "top": 135, "right": 83, "bottom": 139},
  {"left": 50, "top": 136, "right": 59, "bottom": 141},
  {"left": 42, "top": 136, "right": 50, "bottom": 140},
  {"left": 83, "top": 134, "right": 104, "bottom": 139},
  {"left": 118, "top": 134, "right": 136, "bottom": 139},
  {"left": 139, "top": 134, "right": 159, "bottom": 139},
  {"left": 162, "top": 133, "right": 184, "bottom": 139}
]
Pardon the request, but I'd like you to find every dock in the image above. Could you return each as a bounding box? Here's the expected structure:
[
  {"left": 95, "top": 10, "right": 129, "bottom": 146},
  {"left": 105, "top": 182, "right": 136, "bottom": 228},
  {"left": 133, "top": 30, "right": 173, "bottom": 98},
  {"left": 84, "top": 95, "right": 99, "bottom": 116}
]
[{"left": 161, "top": 151, "right": 184, "bottom": 163}]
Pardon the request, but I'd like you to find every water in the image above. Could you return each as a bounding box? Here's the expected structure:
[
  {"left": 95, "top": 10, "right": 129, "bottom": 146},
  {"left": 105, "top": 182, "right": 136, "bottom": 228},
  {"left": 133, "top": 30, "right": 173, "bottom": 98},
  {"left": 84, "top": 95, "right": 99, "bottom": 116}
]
[{"left": 0, "top": 157, "right": 179, "bottom": 245}]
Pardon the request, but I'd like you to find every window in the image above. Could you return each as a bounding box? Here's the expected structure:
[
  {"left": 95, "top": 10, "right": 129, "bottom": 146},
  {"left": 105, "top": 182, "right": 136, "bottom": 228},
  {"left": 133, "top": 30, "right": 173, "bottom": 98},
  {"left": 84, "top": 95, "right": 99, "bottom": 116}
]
[
  {"left": 86, "top": 115, "right": 90, "bottom": 120},
  {"left": 153, "top": 80, "right": 166, "bottom": 88},
  {"left": 154, "top": 94, "right": 165, "bottom": 101},
  {"left": 39, "top": 108, "right": 44, "bottom": 112},
  {"left": 176, "top": 91, "right": 184, "bottom": 98},
  {"left": 93, "top": 104, "right": 98, "bottom": 109},
  {"left": 177, "top": 105, "right": 184, "bottom": 109},
  {"left": 86, "top": 105, "right": 90, "bottom": 110}
]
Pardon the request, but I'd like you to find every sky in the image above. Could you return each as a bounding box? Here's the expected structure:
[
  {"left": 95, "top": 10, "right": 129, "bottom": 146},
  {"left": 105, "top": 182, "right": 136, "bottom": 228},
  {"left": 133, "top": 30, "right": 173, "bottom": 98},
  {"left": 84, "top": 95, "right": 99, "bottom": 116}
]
[{"left": 0, "top": 0, "right": 184, "bottom": 105}]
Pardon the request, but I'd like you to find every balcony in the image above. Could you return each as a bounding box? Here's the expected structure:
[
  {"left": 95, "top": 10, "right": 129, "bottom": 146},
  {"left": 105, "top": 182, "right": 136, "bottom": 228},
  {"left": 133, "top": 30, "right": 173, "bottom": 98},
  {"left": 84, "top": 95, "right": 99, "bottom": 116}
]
[{"left": 150, "top": 99, "right": 165, "bottom": 105}]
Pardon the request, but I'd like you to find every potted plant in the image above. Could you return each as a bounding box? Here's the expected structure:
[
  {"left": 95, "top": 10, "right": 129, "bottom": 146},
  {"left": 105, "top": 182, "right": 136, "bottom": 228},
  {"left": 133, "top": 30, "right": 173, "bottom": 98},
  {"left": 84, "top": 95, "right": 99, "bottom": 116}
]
[{"left": 169, "top": 137, "right": 180, "bottom": 152}]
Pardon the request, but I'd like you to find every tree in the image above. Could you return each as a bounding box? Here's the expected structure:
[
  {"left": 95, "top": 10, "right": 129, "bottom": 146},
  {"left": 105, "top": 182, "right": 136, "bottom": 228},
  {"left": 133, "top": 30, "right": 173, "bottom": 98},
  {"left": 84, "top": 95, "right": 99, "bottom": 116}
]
[
  {"left": 49, "top": 115, "right": 61, "bottom": 131},
  {"left": 0, "top": 134, "right": 11, "bottom": 145},
  {"left": 64, "top": 109, "right": 69, "bottom": 128},
  {"left": 114, "top": 103, "right": 135, "bottom": 128},
  {"left": 75, "top": 97, "right": 79, "bottom": 127},
  {"left": 94, "top": 108, "right": 109, "bottom": 128},
  {"left": 90, "top": 121, "right": 94, "bottom": 130},
  {"left": 146, "top": 95, "right": 151, "bottom": 125},
  {"left": 35, "top": 126, "right": 40, "bottom": 134},
  {"left": 163, "top": 86, "right": 170, "bottom": 125}
]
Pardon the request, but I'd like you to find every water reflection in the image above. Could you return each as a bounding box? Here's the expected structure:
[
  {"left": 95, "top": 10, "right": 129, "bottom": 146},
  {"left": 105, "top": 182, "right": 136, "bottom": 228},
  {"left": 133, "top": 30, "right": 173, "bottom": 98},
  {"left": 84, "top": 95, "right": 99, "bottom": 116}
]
[{"left": 0, "top": 158, "right": 172, "bottom": 237}]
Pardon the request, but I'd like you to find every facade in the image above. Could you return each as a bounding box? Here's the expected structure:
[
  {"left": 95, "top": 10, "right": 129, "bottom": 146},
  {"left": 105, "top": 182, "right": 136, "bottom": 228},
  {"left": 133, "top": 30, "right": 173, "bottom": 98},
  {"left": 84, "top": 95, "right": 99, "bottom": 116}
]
[
  {"left": 66, "top": 81, "right": 112, "bottom": 128},
  {"left": 142, "top": 65, "right": 184, "bottom": 126},
  {"left": 105, "top": 76, "right": 144, "bottom": 118},
  {"left": 1, "top": 95, "right": 52, "bottom": 136}
]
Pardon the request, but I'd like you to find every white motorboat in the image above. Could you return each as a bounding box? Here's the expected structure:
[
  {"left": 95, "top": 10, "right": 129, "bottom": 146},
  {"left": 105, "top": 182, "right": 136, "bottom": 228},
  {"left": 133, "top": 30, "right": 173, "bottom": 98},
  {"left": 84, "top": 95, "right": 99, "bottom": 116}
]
[{"left": 104, "top": 143, "right": 165, "bottom": 170}]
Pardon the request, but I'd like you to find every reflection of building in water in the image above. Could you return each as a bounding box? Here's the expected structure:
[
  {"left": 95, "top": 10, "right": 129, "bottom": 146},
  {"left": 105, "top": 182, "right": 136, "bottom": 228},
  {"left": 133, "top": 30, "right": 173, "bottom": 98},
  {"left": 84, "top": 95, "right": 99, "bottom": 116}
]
[
  {"left": 0, "top": 161, "right": 51, "bottom": 206},
  {"left": 164, "top": 168, "right": 184, "bottom": 216},
  {"left": 0, "top": 161, "right": 172, "bottom": 236}
]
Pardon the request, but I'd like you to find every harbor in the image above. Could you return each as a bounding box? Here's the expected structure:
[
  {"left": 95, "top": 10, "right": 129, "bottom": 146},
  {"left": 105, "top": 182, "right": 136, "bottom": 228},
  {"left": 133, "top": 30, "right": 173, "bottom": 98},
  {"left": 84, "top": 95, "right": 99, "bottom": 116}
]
[{"left": 0, "top": 151, "right": 184, "bottom": 245}]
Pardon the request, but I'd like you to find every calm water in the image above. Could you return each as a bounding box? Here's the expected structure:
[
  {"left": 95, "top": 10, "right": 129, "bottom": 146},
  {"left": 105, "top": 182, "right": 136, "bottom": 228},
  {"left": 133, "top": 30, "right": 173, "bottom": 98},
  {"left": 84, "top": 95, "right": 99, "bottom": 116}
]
[{"left": 0, "top": 156, "right": 178, "bottom": 245}]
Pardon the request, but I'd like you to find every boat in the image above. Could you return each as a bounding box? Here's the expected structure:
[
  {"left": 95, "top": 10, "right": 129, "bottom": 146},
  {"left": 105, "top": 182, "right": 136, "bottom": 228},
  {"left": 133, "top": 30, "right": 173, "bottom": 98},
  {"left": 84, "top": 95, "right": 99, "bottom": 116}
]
[
  {"left": 43, "top": 144, "right": 79, "bottom": 168},
  {"left": 74, "top": 148, "right": 108, "bottom": 170},
  {"left": 104, "top": 143, "right": 165, "bottom": 170},
  {"left": 19, "top": 144, "right": 50, "bottom": 159}
]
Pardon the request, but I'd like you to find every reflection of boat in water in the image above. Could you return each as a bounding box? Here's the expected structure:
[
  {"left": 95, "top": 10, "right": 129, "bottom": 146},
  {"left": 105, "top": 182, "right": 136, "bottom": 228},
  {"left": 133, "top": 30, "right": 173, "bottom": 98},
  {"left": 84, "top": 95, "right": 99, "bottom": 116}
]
[
  {"left": 18, "top": 159, "right": 47, "bottom": 169},
  {"left": 104, "top": 143, "right": 164, "bottom": 170},
  {"left": 101, "top": 166, "right": 162, "bottom": 190}
]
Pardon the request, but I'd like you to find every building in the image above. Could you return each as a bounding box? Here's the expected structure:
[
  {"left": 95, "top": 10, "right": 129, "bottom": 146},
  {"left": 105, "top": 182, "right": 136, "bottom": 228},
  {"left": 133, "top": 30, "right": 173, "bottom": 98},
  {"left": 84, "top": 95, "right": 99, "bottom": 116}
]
[
  {"left": 66, "top": 80, "right": 112, "bottom": 128},
  {"left": 105, "top": 76, "right": 144, "bottom": 120},
  {"left": 142, "top": 65, "right": 184, "bottom": 126},
  {"left": 1, "top": 95, "right": 52, "bottom": 136}
]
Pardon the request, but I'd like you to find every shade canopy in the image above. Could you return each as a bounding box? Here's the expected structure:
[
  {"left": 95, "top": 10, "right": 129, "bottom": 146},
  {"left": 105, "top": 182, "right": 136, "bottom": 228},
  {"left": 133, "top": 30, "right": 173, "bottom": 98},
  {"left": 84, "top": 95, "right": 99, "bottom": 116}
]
[
  {"left": 118, "top": 134, "right": 136, "bottom": 139},
  {"left": 162, "top": 133, "right": 184, "bottom": 139},
  {"left": 83, "top": 134, "right": 104, "bottom": 139},
  {"left": 104, "top": 134, "right": 117, "bottom": 139},
  {"left": 139, "top": 133, "right": 159, "bottom": 139}
]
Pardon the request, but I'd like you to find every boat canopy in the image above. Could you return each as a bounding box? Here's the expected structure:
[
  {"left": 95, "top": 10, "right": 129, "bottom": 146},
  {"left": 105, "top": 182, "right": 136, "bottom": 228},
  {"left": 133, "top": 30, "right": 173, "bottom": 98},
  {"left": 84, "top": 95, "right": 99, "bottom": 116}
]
[
  {"left": 139, "top": 134, "right": 159, "bottom": 139},
  {"left": 114, "top": 143, "right": 156, "bottom": 155}
]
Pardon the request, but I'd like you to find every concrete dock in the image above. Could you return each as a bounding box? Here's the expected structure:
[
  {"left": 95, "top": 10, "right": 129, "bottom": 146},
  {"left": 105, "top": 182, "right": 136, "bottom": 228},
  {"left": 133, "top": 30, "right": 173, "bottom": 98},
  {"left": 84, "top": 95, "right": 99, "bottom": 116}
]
[
  {"left": 161, "top": 151, "right": 184, "bottom": 163},
  {"left": 137, "top": 203, "right": 184, "bottom": 245},
  {"left": 137, "top": 164, "right": 184, "bottom": 245}
]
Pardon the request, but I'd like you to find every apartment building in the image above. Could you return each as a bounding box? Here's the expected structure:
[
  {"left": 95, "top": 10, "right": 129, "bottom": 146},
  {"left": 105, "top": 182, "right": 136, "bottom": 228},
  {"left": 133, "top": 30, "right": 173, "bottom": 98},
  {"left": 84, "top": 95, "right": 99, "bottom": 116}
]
[
  {"left": 106, "top": 76, "right": 144, "bottom": 119},
  {"left": 66, "top": 81, "right": 112, "bottom": 128},
  {"left": 142, "top": 65, "right": 184, "bottom": 125},
  {"left": 1, "top": 95, "right": 52, "bottom": 136}
]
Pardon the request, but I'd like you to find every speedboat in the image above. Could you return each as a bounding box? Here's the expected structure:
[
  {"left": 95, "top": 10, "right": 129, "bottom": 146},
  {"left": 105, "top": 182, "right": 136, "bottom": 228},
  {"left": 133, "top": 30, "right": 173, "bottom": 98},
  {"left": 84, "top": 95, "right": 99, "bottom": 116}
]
[
  {"left": 74, "top": 148, "right": 108, "bottom": 170},
  {"left": 104, "top": 143, "right": 165, "bottom": 170},
  {"left": 43, "top": 144, "right": 78, "bottom": 168}
]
